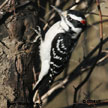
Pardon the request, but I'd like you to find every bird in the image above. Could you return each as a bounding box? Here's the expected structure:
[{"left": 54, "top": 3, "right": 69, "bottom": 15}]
[{"left": 33, "top": 6, "right": 86, "bottom": 101}]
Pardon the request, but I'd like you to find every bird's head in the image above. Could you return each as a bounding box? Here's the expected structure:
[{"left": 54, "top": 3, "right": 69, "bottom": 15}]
[{"left": 51, "top": 5, "right": 86, "bottom": 33}]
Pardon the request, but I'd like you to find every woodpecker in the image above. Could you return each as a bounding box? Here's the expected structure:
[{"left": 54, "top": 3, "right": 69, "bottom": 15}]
[{"left": 33, "top": 6, "right": 86, "bottom": 97}]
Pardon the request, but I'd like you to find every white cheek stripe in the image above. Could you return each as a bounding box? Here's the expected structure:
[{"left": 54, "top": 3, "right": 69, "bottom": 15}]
[
  {"left": 68, "top": 14, "right": 83, "bottom": 21},
  {"left": 66, "top": 20, "right": 82, "bottom": 33}
]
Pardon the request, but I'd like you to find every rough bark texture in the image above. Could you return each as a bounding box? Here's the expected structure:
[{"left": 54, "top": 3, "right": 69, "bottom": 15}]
[{"left": 0, "top": 0, "right": 39, "bottom": 108}]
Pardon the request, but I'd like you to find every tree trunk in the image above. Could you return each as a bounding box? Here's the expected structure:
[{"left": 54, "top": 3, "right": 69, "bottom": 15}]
[{"left": 0, "top": 1, "right": 39, "bottom": 108}]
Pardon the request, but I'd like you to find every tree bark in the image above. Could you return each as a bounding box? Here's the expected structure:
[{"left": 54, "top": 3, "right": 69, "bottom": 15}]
[{"left": 0, "top": 0, "right": 39, "bottom": 108}]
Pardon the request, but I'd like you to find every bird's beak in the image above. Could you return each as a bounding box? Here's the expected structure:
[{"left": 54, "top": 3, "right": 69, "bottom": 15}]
[{"left": 51, "top": 5, "right": 67, "bottom": 19}]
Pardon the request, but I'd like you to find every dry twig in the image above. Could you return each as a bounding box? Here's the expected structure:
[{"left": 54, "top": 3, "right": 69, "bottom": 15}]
[
  {"left": 0, "top": 0, "right": 8, "bottom": 10},
  {"left": 34, "top": 76, "right": 69, "bottom": 105}
]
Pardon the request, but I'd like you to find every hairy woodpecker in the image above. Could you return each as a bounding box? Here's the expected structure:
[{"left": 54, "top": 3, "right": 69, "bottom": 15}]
[{"left": 33, "top": 6, "right": 86, "bottom": 96}]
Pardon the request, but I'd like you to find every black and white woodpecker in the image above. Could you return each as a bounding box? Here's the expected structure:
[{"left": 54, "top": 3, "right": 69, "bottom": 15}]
[{"left": 33, "top": 6, "right": 86, "bottom": 100}]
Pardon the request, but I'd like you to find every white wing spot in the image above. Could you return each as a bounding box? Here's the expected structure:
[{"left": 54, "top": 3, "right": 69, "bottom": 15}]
[
  {"left": 52, "top": 48, "right": 63, "bottom": 60},
  {"left": 53, "top": 71, "right": 58, "bottom": 74},
  {"left": 50, "top": 74, "right": 53, "bottom": 78},
  {"left": 49, "top": 80, "right": 52, "bottom": 83},
  {"left": 50, "top": 62, "right": 62, "bottom": 68},
  {"left": 54, "top": 55, "right": 62, "bottom": 60},
  {"left": 56, "top": 39, "right": 67, "bottom": 54},
  {"left": 61, "top": 43, "right": 67, "bottom": 50}
]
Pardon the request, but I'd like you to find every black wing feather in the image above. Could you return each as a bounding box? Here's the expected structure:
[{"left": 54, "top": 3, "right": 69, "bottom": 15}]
[{"left": 48, "top": 32, "right": 79, "bottom": 83}]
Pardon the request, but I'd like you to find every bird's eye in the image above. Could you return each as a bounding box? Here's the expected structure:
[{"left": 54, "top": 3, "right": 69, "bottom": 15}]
[{"left": 67, "top": 15, "right": 73, "bottom": 22}]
